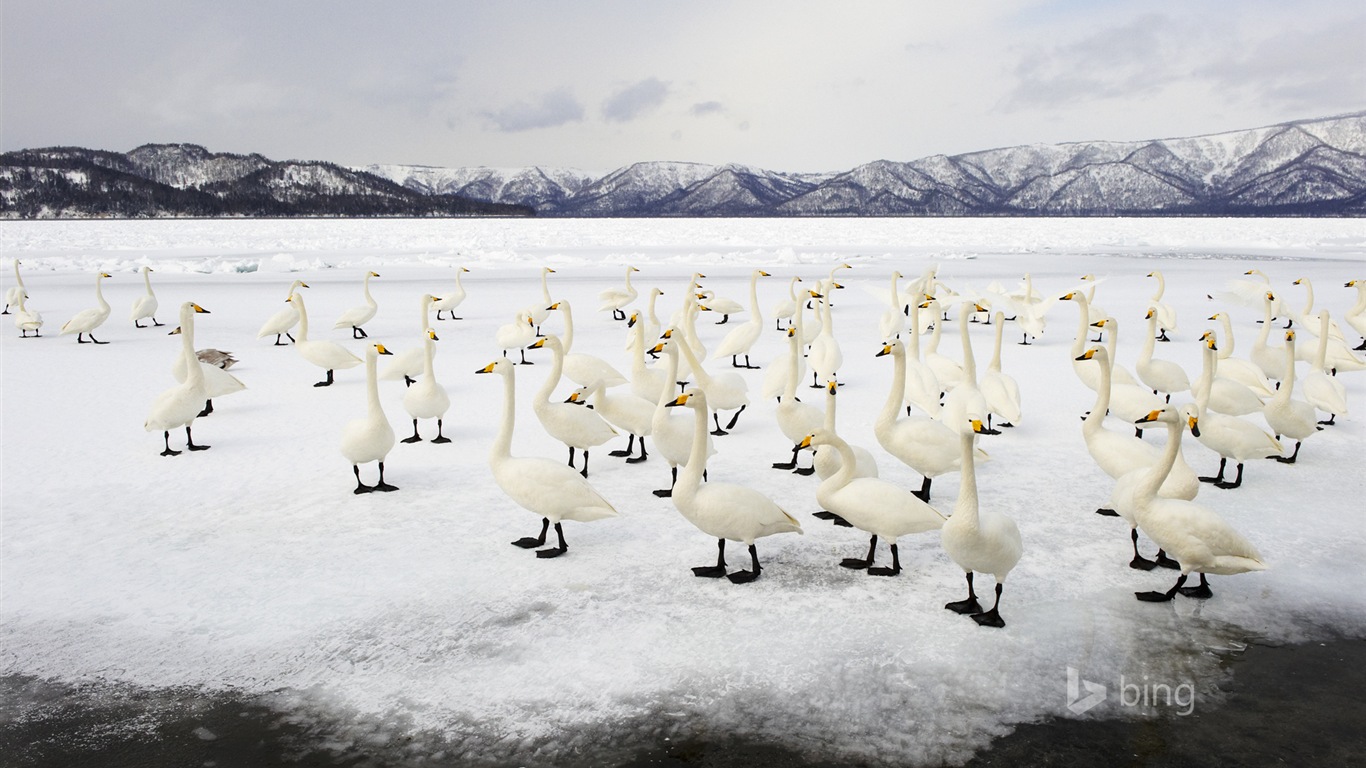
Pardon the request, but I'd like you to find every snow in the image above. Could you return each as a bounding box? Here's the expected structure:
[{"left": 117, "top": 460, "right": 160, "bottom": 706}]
[{"left": 2, "top": 217, "right": 1365, "bottom": 765}]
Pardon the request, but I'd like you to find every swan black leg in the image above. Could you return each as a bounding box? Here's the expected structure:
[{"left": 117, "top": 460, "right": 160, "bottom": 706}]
[
  {"left": 91, "top": 333, "right": 108, "bottom": 344},
  {"left": 432, "top": 419, "right": 452, "bottom": 444},
  {"left": 868, "top": 543, "right": 902, "bottom": 577},
  {"left": 841, "top": 535, "right": 878, "bottom": 569},
  {"left": 580, "top": 450, "right": 590, "bottom": 479},
  {"left": 727, "top": 544, "right": 762, "bottom": 583},
  {"left": 513, "top": 517, "right": 550, "bottom": 549},
  {"left": 160, "top": 431, "right": 181, "bottom": 457},
  {"left": 972, "top": 583, "right": 1006, "bottom": 627},
  {"left": 810, "top": 371, "right": 822, "bottom": 389},
  {"left": 152, "top": 318, "right": 163, "bottom": 327},
  {"left": 1273, "top": 441, "right": 1302, "bottom": 464},
  {"left": 715, "top": 314, "right": 729, "bottom": 325},
  {"left": 567, "top": 445, "right": 577, "bottom": 469},
  {"left": 653, "top": 466, "right": 677, "bottom": 497},
  {"left": 351, "top": 465, "right": 373, "bottom": 494},
  {"left": 274, "top": 334, "right": 286, "bottom": 345},
  {"left": 725, "top": 405, "right": 746, "bottom": 430},
  {"left": 353, "top": 326, "right": 369, "bottom": 339},
  {"left": 981, "top": 416, "right": 1002, "bottom": 435},
  {"left": 1154, "top": 549, "right": 1180, "bottom": 570},
  {"left": 772, "top": 444, "right": 800, "bottom": 470},
  {"left": 1319, "top": 414, "right": 1337, "bottom": 426},
  {"left": 946, "top": 571, "right": 982, "bottom": 614},
  {"left": 1136, "top": 573, "right": 1188, "bottom": 602},
  {"left": 536, "top": 522, "right": 568, "bottom": 558},
  {"left": 403, "top": 419, "right": 423, "bottom": 443},
  {"left": 314, "top": 369, "right": 335, "bottom": 387},
  {"left": 198, "top": 399, "right": 214, "bottom": 418},
  {"left": 1129, "top": 528, "right": 1157, "bottom": 570},
  {"left": 610, "top": 434, "right": 636, "bottom": 458},
  {"left": 1215, "top": 462, "right": 1244, "bottom": 489},
  {"left": 1158, "top": 330, "right": 1170, "bottom": 342},
  {"left": 77, "top": 333, "right": 90, "bottom": 343},
  {"left": 135, "top": 320, "right": 145, "bottom": 328},
  {"left": 693, "top": 538, "right": 728, "bottom": 578},
  {"left": 914, "top": 476, "right": 931, "bottom": 503},
  {"left": 518, "top": 349, "right": 533, "bottom": 365},
  {"left": 185, "top": 426, "right": 209, "bottom": 452},
  {"left": 1356, "top": 338, "right": 1366, "bottom": 351},
  {"left": 372, "top": 462, "right": 398, "bottom": 492},
  {"left": 1018, "top": 333, "right": 1031, "bottom": 346},
  {"left": 403, "top": 376, "right": 414, "bottom": 388},
  {"left": 710, "top": 412, "right": 729, "bottom": 436},
  {"left": 628, "top": 436, "right": 648, "bottom": 463},
  {"left": 1199, "top": 457, "right": 1227, "bottom": 484},
  {"left": 1178, "top": 573, "right": 1213, "bottom": 599}
]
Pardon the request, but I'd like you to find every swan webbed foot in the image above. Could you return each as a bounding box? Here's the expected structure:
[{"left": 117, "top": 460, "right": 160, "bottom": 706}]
[
  {"left": 840, "top": 558, "right": 873, "bottom": 569},
  {"left": 273, "top": 336, "right": 287, "bottom": 346},
  {"left": 535, "top": 523, "right": 568, "bottom": 558},
  {"left": 403, "top": 376, "right": 414, "bottom": 387},
  {"left": 793, "top": 466, "right": 815, "bottom": 476},
  {"left": 1129, "top": 555, "right": 1158, "bottom": 571},
  {"left": 353, "top": 484, "right": 375, "bottom": 494},
  {"left": 1095, "top": 508, "right": 1119, "bottom": 517},
  {"left": 431, "top": 436, "right": 452, "bottom": 444},
  {"left": 625, "top": 455, "right": 648, "bottom": 464},
  {"left": 1355, "top": 339, "right": 1366, "bottom": 351},
  {"left": 971, "top": 607, "right": 1005, "bottom": 628},
  {"left": 726, "top": 570, "right": 759, "bottom": 583},
  {"left": 314, "top": 370, "right": 336, "bottom": 387},
  {"left": 373, "top": 482, "right": 399, "bottom": 492},
  {"left": 152, "top": 319, "right": 163, "bottom": 327},
  {"left": 1318, "top": 415, "right": 1336, "bottom": 426},
  {"left": 1136, "top": 573, "right": 1187, "bottom": 602},
  {"left": 709, "top": 428, "right": 729, "bottom": 436},
  {"left": 1154, "top": 550, "right": 1181, "bottom": 570},
  {"left": 867, "top": 566, "right": 901, "bottom": 576},
  {"left": 692, "top": 565, "right": 727, "bottom": 578},
  {"left": 609, "top": 450, "right": 631, "bottom": 457},
  {"left": 1214, "top": 464, "right": 1244, "bottom": 489},
  {"left": 402, "top": 422, "right": 423, "bottom": 443},
  {"left": 652, "top": 488, "right": 673, "bottom": 497},
  {"left": 1177, "top": 574, "right": 1213, "bottom": 599},
  {"left": 513, "top": 518, "right": 551, "bottom": 549},
  {"left": 945, "top": 598, "right": 982, "bottom": 614},
  {"left": 432, "top": 420, "right": 451, "bottom": 443},
  {"left": 160, "top": 448, "right": 182, "bottom": 457},
  {"left": 867, "top": 543, "right": 901, "bottom": 576}
]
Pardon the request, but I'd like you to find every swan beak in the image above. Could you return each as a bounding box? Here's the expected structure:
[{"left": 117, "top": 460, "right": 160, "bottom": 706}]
[
  {"left": 1075, "top": 350, "right": 1097, "bottom": 361},
  {"left": 798, "top": 435, "right": 813, "bottom": 449},
  {"left": 475, "top": 362, "right": 497, "bottom": 374},
  {"left": 759, "top": 270, "right": 771, "bottom": 277},
  {"left": 462, "top": 268, "right": 471, "bottom": 273},
  {"left": 827, "top": 380, "right": 838, "bottom": 395},
  {"left": 628, "top": 313, "right": 638, "bottom": 327},
  {"left": 1146, "top": 271, "right": 1156, "bottom": 278},
  {"left": 1145, "top": 309, "right": 1155, "bottom": 319},
  {"left": 832, "top": 282, "right": 844, "bottom": 289},
  {"left": 191, "top": 304, "right": 210, "bottom": 313},
  {"left": 1266, "top": 292, "right": 1276, "bottom": 300},
  {"left": 974, "top": 303, "right": 988, "bottom": 312},
  {"left": 660, "top": 329, "right": 673, "bottom": 339},
  {"left": 565, "top": 392, "right": 582, "bottom": 404},
  {"left": 100, "top": 272, "right": 112, "bottom": 278},
  {"left": 696, "top": 273, "right": 706, "bottom": 279},
  {"left": 699, "top": 305, "right": 712, "bottom": 312},
  {"left": 428, "top": 330, "right": 439, "bottom": 341},
  {"left": 547, "top": 268, "right": 557, "bottom": 274},
  {"left": 970, "top": 419, "right": 984, "bottom": 434},
  {"left": 1245, "top": 269, "right": 1255, "bottom": 275},
  {"left": 631, "top": 266, "right": 640, "bottom": 272},
  {"left": 527, "top": 338, "right": 546, "bottom": 349},
  {"left": 370, "top": 271, "right": 380, "bottom": 277},
  {"left": 1207, "top": 340, "right": 1218, "bottom": 351},
  {"left": 809, "top": 291, "right": 824, "bottom": 299},
  {"left": 1346, "top": 281, "right": 1357, "bottom": 287},
  {"left": 1285, "top": 330, "right": 1295, "bottom": 341},
  {"left": 376, "top": 344, "right": 393, "bottom": 355},
  {"left": 787, "top": 328, "right": 797, "bottom": 338},
  {"left": 1136, "top": 410, "right": 1163, "bottom": 424},
  {"left": 1061, "top": 292, "right": 1075, "bottom": 300},
  {"left": 1293, "top": 279, "right": 1303, "bottom": 285},
  {"left": 1090, "top": 319, "right": 1107, "bottom": 327},
  {"left": 1207, "top": 314, "right": 1218, "bottom": 320},
  {"left": 875, "top": 344, "right": 892, "bottom": 357},
  {"left": 547, "top": 302, "right": 560, "bottom": 310},
  {"left": 1188, "top": 416, "right": 1201, "bottom": 437},
  {"left": 649, "top": 342, "right": 665, "bottom": 354},
  {"left": 666, "top": 394, "right": 690, "bottom": 408},
  {"left": 301, "top": 282, "right": 310, "bottom": 288},
  {"left": 169, "top": 326, "right": 182, "bottom": 335}
]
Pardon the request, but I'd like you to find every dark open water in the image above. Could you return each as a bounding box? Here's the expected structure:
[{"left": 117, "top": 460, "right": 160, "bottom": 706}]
[{"left": 3, "top": 638, "right": 1363, "bottom": 768}]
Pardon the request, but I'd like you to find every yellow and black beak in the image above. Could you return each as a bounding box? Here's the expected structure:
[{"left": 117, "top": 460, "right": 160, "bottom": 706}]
[
  {"left": 797, "top": 435, "right": 813, "bottom": 450},
  {"left": 826, "top": 380, "right": 838, "bottom": 395},
  {"left": 168, "top": 326, "right": 182, "bottom": 335},
  {"left": 1188, "top": 415, "right": 1200, "bottom": 437},
  {"left": 100, "top": 272, "right": 112, "bottom": 278},
  {"left": 1285, "top": 330, "right": 1295, "bottom": 341},
  {"left": 1075, "top": 349, "right": 1097, "bottom": 361},
  {"left": 628, "top": 313, "right": 638, "bottom": 327},
  {"left": 376, "top": 344, "right": 393, "bottom": 355},
  {"left": 1136, "top": 410, "right": 1163, "bottom": 424},
  {"left": 191, "top": 304, "right": 210, "bottom": 313},
  {"left": 1090, "top": 319, "right": 1108, "bottom": 328},
  {"left": 300, "top": 282, "right": 310, "bottom": 288},
  {"left": 527, "top": 338, "right": 546, "bottom": 349},
  {"left": 759, "top": 270, "right": 771, "bottom": 277},
  {"left": 547, "top": 302, "right": 560, "bottom": 310},
  {"left": 666, "top": 393, "right": 690, "bottom": 408},
  {"left": 1061, "top": 292, "right": 1075, "bottom": 300},
  {"left": 428, "top": 329, "right": 439, "bottom": 341},
  {"left": 1144, "top": 309, "right": 1155, "bottom": 319},
  {"left": 876, "top": 344, "right": 893, "bottom": 357},
  {"left": 565, "top": 392, "right": 582, "bottom": 404},
  {"left": 370, "top": 271, "right": 380, "bottom": 277},
  {"left": 475, "top": 362, "right": 497, "bottom": 374},
  {"left": 970, "top": 419, "right": 984, "bottom": 434},
  {"left": 786, "top": 327, "right": 796, "bottom": 338}
]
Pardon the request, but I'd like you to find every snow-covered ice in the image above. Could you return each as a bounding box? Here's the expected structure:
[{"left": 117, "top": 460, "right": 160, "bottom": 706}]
[{"left": 2, "top": 217, "right": 1364, "bottom": 765}]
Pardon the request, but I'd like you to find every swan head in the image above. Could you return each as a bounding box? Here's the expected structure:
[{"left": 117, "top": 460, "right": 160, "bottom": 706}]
[
  {"left": 1134, "top": 407, "right": 1180, "bottom": 427},
  {"left": 629, "top": 266, "right": 640, "bottom": 273},
  {"left": 527, "top": 335, "right": 562, "bottom": 352},
  {"left": 666, "top": 388, "right": 706, "bottom": 410},
  {"left": 475, "top": 359, "right": 510, "bottom": 376},
  {"left": 421, "top": 293, "right": 436, "bottom": 305},
  {"left": 756, "top": 269, "right": 771, "bottom": 278},
  {"left": 1348, "top": 280, "right": 1359, "bottom": 288},
  {"left": 628, "top": 312, "right": 639, "bottom": 327},
  {"left": 1061, "top": 291, "right": 1076, "bottom": 301},
  {"left": 1144, "top": 308, "right": 1156, "bottom": 320},
  {"left": 372, "top": 343, "right": 393, "bottom": 356},
  {"left": 99, "top": 272, "right": 112, "bottom": 279},
  {"left": 426, "top": 328, "right": 439, "bottom": 341},
  {"left": 786, "top": 327, "right": 797, "bottom": 339},
  {"left": 1285, "top": 330, "right": 1295, "bottom": 343},
  {"left": 825, "top": 379, "right": 839, "bottom": 396},
  {"left": 1292, "top": 278, "right": 1303, "bottom": 286},
  {"left": 461, "top": 267, "right": 471, "bottom": 273},
  {"left": 141, "top": 266, "right": 153, "bottom": 274},
  {"left": 368, "top": 271, "right": 381, "bottom": 277},
  {"left": 543, "top": 267, "right": 556, "bottom": 275},
  {"left": 1265, "top": 291, "right": 1276, "bottom": 302},
  {"left": 808, "top": 290, "right": 824, "bottom": 300},
  {"left": 875, "top": 340, "right": 899, "bottom": 358},
  {"left": 969, "top": 419, "right": 985, "bottom": 434},
  {"left": 1076, "top": 346, "right": 1106, "bottom": 362},
  {"left": 547, "top": 301, "right": 562, "bottom": 311}
]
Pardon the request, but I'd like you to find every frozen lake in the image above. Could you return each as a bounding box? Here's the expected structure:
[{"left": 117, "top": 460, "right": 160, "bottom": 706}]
[{"left": 2, "top": 217, "right": 1365, "bottom": 766}]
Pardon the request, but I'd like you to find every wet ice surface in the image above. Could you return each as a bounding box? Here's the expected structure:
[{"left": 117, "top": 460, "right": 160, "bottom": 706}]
[{"left": 2, "top": 218, "right": 1365, "bottom": 766}]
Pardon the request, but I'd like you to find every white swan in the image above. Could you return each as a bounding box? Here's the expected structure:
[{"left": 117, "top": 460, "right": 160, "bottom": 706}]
[
  {"left": 940, "top": 418, "right": 1022, "bottom": 628},
  {"left": 761, "top": 295, "right": 811, "bottom": 401},
  {"left": 1146, "top": 270, "right": 1177, "bottom": 341},
  {"left": 627, "top": 312, "right": 669, "bottom": 403},
  {"left": 3, "top": 259, "right": 27, "bottom": 315},
  {"left": 801, "top": 428, "right": 941, "bottom": 576},
  {"left": 643, "top": 286, "right": 665, "bottom": 345},
  {"left": 528, "top": 335, "right": 618, "bottom": 477},
  {"left": 289, "top": 292, "right": 362, "bottom": 387},
  {"left": 380, "top": 294, "right": 437, "bottom": 385},
  {"left": 980, "top": 311, "right": 1022, "bottom": 429},
  {"left": 875, "top": 271, "right": 908, "bottom": 342},
  {"left": 674, "top": 319, "right": 749, "bottom": 435},
  {"left": 1136, "top": 307, "right": 1191, "bottom": 400},
  {"left": 711, "top": 269, "right": 769, "bottom": 369},
  {"left": 129, "top": 266, "right": 162, "bottom": 327},
  {"left": 1007, "top": 273, "right": 1055, "bottom": 345},
  {"left": 1189, "top": 341, "right": 1282, "bottom": 489},
  {"left": 1345, "top": 279, "right": 1366, "bottom": 350},
  {"left": 334, "top": 271, "right": 380, "bottom": 339},
  {"left": 938, "top": 301, "right": 994, "bottom": 434},
  {"left": 1222, "top": 268, "right": 1284, "bottom": 319},
  {"left": 495, "top": 311, "right": 538, "bottom": 364},
  {"left": 599, "top": 265, "right": 639, "bottom": 320},
  {"left": 170, "top": 326, "right": 246, "bottom": 416},
  {"left": 400, "top": 329, "right": 452, "bottom": 444},
  {"left": 1065, "top": 291, "right": 1139, "bottom": 391},
  {"left": 579, "top": 376, "right": 654, "bottom": 463},
  {"left": 697, "top": 288, "right": 745, "bottom": 325},
  {"left": 771, "top": 327, "right": 824, "bottom": 474},
  {"left": 257, "top": 279, "right": 310, "bottom": 345},
  {"left": 1288, "top": 278, "right": 1346, "bottom": 344},
  {"left": 901, "top": 299, "right": 944, "bottom": 416},
  {"left": 812, "top": 380, "right": 880, "bottom": 482},
  {"left": 648, "top": 338, "right": 715, "bottom": 498},
  {"left": 1205, "top": 312, "right": 1275, "bottom": 395},
  {"left": 144, "top": 302, "right": 213, "bottom": 456},
  {"left": 1192, "top": 330, "right": 1269, "bottom": 417},
  {"left": 549, "top": 299, "right": 628, "bottom": 388},
  {"left": 875, "top": 338, "right": 985, "bottom": 502},
  {"left": 432, "top": 266, "right": 470, "bottom": 320},
  {"left": 475, "top": 357, "right": 619, "bottom": 558},
  {"left": 1262, "top": 330, "right": 1322, "bottom": 463},
  {"left": 13, "top": 290, "right": 42, "bottom": 337},
  {"left": 806, "top": 281, "right": 845, "bottom": 389},
  {"left": 667, "top": 388, "right": 802, "bottom": 583},
  {"left": 1131, "top": 407, "right": 1266, "bottom": 603},
  {"left": 771, "top": 276, "right": 802, "bottom": 330},
  {"left": 1302, "top": 311, "right": 1350, "bottom": 425},
  {"left": 524, "top": 267, "right": 556, "bottom": 334},
  {"left": 341, "top": 343, "right": 399, "bottom": 493},
  {"left": 920, "top": 299, "right": 964, "bottom": 390},
  {"left": 1087, "top": 318, "right": 1166, "bottom": 425},
  {"left": 1250, "top": 291, "right": 1286, "bottom": 381},
  {"left": 59, "top": 271, "right": 113, "bottom": 344}
]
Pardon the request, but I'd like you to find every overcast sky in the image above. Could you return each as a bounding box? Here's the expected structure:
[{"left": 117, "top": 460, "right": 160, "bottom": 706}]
[{"left": 3, "top": 1, "right": 1363, "bottom": 173}]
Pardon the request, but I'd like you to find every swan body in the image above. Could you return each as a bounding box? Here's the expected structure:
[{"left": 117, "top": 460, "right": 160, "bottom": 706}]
[
  {"left": 341, "top": 343, "right": 399, "bottom": 492},
  {"left": 1301, "top": 312, "right": 1349, "bottom": 423},
  {"left": 257, "top": 279, "right": 309, "bottom": 344},
  {"left": 401, "top": 330, "right": 452, "bottom": 443},
  {"left": 334, "top": 271, "right": 380, "bottom": 338},
  {"left": 674, "top": 320, "right": 749, "bottom": 434},
  {"left": 1192, "top": 330, "right": 1268, "bottom": 416},
  {"left": 668, "top": 388, "right": 802, "bottom": 582},
  {"left": 697, "top": 288, "right": 745, "bottom": 323},
  {"left": 495, "top": 311, "right": 538, "bottom": 364},
  {"left": 1136, "top": 308, "right": 1191, "bottom": 397},
  {"left": 901, "top": 300, "right": 944, "bottom": 416},
  {"left": 171, "top": 332, "right": 246, "bottom": 403},
  {"left": 550, "top": 299, "right": 628, "bottom": 387},
  {"left": 598, "top": 265, "right": 639, "bottom": 319},
  {"left": 940, "top": 419, "right": 1022, "bottom": 627},
  {"left": 1262, "top": 331, "right": 1321, "bottom": 462},
  {"left": 581, "top": 377, "right": 654, "bottom": 463},
  {"left": 711, "top": 269, "right": 769, "bottom": 368},
  {"left": 1205, "top": 312, "right": 1275, "bottom": 395},
  {"left": 289, "top": 292, "right": 362, "bottom": 386},
  {"left": 771, "top": 276, "right": 802, "bottom": 330},
  {"left": 528, "top": 335, "right": 618, "bottom": 477},
  {"left": 649, "top": 339, "right": 715, "bottom": 495},
  {"left": 13, "top": 290, "right": 42, "bottom": 337},
  {"left": 1250, "top": 292, "right": 1287, "bottom": 380},
  {"left": 807, "top": 284, "right": 844, "bottom": 387},
  {"left": 812, "top": 380, "right": 880, "bottom": 481},
  {"left": 144, "top": 302, "right": 212, "bottom": 455},
  {"left": 761, "top": 297, "right": 810, "bottom": 400},
  {"left": 1146, "top": 270, "right": 1177, "bottom": 340},
  {"left": 60, "top": 272, "right": 113, "bottom": 343},
  {"left": 431, "top": 266, "right": 470, "bottom": 320},
  {"left": 129, "top": 266, "right": 161, "bottom": 327},
  {"left": 1189, "top": 343, "right": 1283, "bottom": 488},
  {"left": 381, "top": 294, "right": 438, "bottom": 384},
  {"left": 476, "top": 357, "right": 618, "bottom": 557},
  {"left": 628, "top": 313, "right": 669, "bottom": 403},
  {"left": 772, "top": 327, "right": 824, "bottom": 473},
  {"left": 4, "top": 259, "right": 27, "bottom": 314},
  {"left": 980, "top": 312, "right": 1022, "bottom": 428}
]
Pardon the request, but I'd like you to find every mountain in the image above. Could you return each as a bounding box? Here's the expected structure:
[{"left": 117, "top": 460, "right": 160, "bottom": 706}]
[
  {"left": 4, "top": 113, "right": 1363, "bottom": 218},
  {"left": 0, "top": 145, "right": 532, "bottom": 219}
]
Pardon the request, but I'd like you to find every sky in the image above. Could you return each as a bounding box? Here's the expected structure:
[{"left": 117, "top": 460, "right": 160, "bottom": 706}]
[{"left": 2, "top": 0, "right": 1363, "bottom": 174}]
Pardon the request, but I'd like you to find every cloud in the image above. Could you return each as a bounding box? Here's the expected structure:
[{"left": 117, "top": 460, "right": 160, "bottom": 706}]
[
  {"left": 1196, "top": 16, "right": 1366, "bottom": 113},
  {"left": 484, "top": 88, "right": 584, "bottom": 132},
  {"left": 602, "top": 78, "right": 669, "bottom": 123},
  {"left": 690, "top": 101, "right": 726, "bottom": 117}
]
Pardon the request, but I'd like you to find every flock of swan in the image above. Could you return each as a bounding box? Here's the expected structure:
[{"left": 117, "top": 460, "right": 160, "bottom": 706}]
[{"left": 7, "top": 259, "right": 1365, "bottom": 629}]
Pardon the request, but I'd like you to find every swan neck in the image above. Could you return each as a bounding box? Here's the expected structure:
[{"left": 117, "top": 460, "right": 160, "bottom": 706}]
[
  {"left": 1197, "top": 345, "right": 1214, "bottom": 407},
  {"left": 493, "top": 368, "right": 514, "bottom": 459},
  {"left": 675, "top": 329, "right": 710, "bottom": 386},
  {"left": 657, "top": 345, "right": 681, "bottom": 406},
  {"left": 561, "top": 304, "right": 574, "bottom": 352},
  {"left": 956, "top": 431, "right": 980, "bottom": 529},
  {"left": 1140, "top": 313, "right": 1157, "bottom": 361},
  {"left": 990, "top": 312, "right": 1004, "bottom": 371},
  {"left": 423, "top": 336, "right": 436, "bottom": 377},
  {"left": 1085, "top": 351, "right": 1112, "bottom": 430},
  {"left": 1278, "top": 339, "right": 1296, "bottom": 396},
  {"left": 748, "top": 271, "right": 762, "bottom": 320},
  {"left": 1071, "top": 294, "right": 1089, "bottom": 356},
  {"left": 95, "top": 274, "right": 108, "bottom": 310},
  {"left": 879, "top": 342, "right": 906, "bottom": 429},
  {"left": 181, "top": 308, "right": 202, "bottom": 385},
  {"left": 677, "top": 396, "right": 709, "bottom": 498},
  {"left": 1139, "top": 419, "right": 1183, "bottom": 499},
  {"left": 958, "top": 303, "right": 977, "bottom": 384},
  {"left": 536, "top": 341, "right": 565, "bottom": 404},
  {"left": 908, "top": 302, "right": 922, "bottom": 356},
  {"left": 1150, "top": 272, "right": 1165, "bottom": 301},
  {"left": 823, "top": 387, "right": 837, "bottom": 431},
  {"left": 294, "top": 294, "right": 310, "bottom": 340},
  {"left": 365, "top": 349, "right": 383, "bottom": 416},
  {"left": 783, "top": 331, "right": 801, "bottom": 399},
  {"left": 829, "top": 434, "right": 857, "bottom": 487},
  {"left": 362, "top": 272, "right": 375, "bottom": 305},
  {"left": 1218, "top": 315, "right": 1235, "bottom": 358},
  {"left": 142, "top": 269, "right": 153, "bottom": 294},
  {"left": 1315, "top": 314, "right": 1330, "bottom": 368}
]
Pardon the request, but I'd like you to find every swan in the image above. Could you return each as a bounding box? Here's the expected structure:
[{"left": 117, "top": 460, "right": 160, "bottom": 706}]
[
  {"left": 1078, "top": 274, "right": 1109, "bottom": 326},
  {"left": 1222, "top": 268, "right": 1284, "bottom": 320},
  {"left": 800, "top": 429, "right": 941, "bottom": 576},
  {"left": 288, "top": 292, "right": 362, "bottom": 387},
  {"left": 938, "top": 301, "right": 996, "bottom": 434},
  {"left": 674, "top": 320, "right": 749, "bottom": 435},
  {"left": 1189, "top": 340, "right": 1282, "bottom": 489},
  {"left": 1136, "top": 308, "right": 1191, "bottom": 400},
  {"left": 875, "top": 271, "right": 907, "bottom": 342},
  {"left": 527, "top": 335, "right": 618, "bottom": 477},
  {"left": 697, "top": 288, "right": 745, "bottom": 325},
  {"left": 400, "top": 329, "right": 452, "bottom": 444},
  {"left": 1262, "top": 330, "right": 1322, "bottom": 463},
  {"left": 1065, "top": 292, "right": 1139, "bottom": 391},
  {"left": 129, "top": 266, "right": 162, "bottom": 327},
  {"left": 334, "top": 271, "right": 380, "bottom": 339},
  {"left": 495, "top": 311, "right": 538, "bottom": 364},
  {"left": 1345, "top": 280, "right": 1366, "bottom": 350},
  {"left": 1131, "top": 407, "right": 1266, "bottom": 603},
  {"left": 1146, "top": 270, "right": 1177, "bottom": 341},
  {"left": 667, "top": 388, "right": 802, "bottom": 582},
  {"left": 59, "top": 272, "right": 113, "bottom": 344},
  {"left": 1007, "top": 273, "right": 1055, "bottom": 345},
  {"left": 144, "top": 302, "right": 213, "bottom": 456},
  {"left": 900, "top": 299, "right": 944, "bottom": 416},
  {"left": 648, "top": 338, "right": 715, "bottom": 497},
  {"left": 1288, "top": 278, "right": 1346, "bottom": 343},
  {"left": 431, "top": 266, "right": 470, "bottom": 320},
  {"left": 627, "top": 312, "right": 669, "bottom": 403},
  {"left": 875, "top": 338, "right": 985, "bottom": 502},
  {"left": 549, "top": 299, "right": 628, "bottom": 387},
  {"left": 1087, "top": 318, "right": 1166, "bottom": 427},
  {"left": 380, "top": 294, "right": 437, "bottom": 386},
  {"left": 1302, "top": 311, "right": 1350, "bottom": 425},
  {"left": 598, "top": 265, "right": 639, "bottom": 320},
  {"left": 920, "top": 300, "right": 964, "bottom": 390},
  {"left": 940, "top": 418, "right": 1022, "bottom": 628},
  {"left": 811, "top": 379, "right": 880, "bottom": 481},
  {"left": 1192, "top": 330, "right": 1268, "bottom": 417},
  {"left": 13, "top": 290, "right": 42, "bottom": 337},
  {"left": 806, "top": 281, "right": 845, "bottom": 388},
  {"left": 170, "top": 326, "right": 246, "bottom": 417},
  {"left": 257, "top": 280, "right": 310, "bottom": 345},
  {"left": 671, "top": 278, "right": 708, "bottom": 381},
  {"left": 1205, "top": 312, "right": 1275, "bottom": 395},
  {"left": 579, "top": 376, "right": 654, "bottom": 463},
  {"left": 524, "top": 267, "right": 556, "bottom": 335},
  {"left": 711, "top": 269, "right": 769, "bottom": 369},
  {"left": 642, "top": 287, "right": 665, "bottom": 347},
  {"left": 980, "top": 312, "right": 1022, "bottom": 429},
  {"left": 771, "top": 327, "right": 824, "bottom": 474},
  {"left": 761, "top": 295, "right": 812, "bottom": 401},
  {"left": 341, "top": 343, "right": 399, "bottom": 493},
  {"left": 3, "top": 259, "right": 27, "bottom": 314},
  {"left": 475, "top": 357, "right": 618, "bottom": 558},
  {"left": 771, "top": 276, "right": 802, "bottom": 331},
  {"left": 1250, "top": 291, "right": 1286, "bottom": 381}
]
